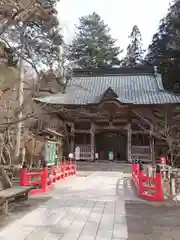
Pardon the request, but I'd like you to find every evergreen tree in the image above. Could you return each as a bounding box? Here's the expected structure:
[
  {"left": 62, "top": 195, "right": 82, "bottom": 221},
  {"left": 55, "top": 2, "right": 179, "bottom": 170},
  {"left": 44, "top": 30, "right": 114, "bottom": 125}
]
[
  {"left": 68, "top": 12, "right": 120, "bottom": 68},
  {"left": 146, "top": 13, "right": 175, "bottom": 63},
  {"left": 122, "top": 25, "right": 144, "bottom": 67},
  {"left": 146, "top": 1, "right": 180, "bottom": 92},
  {"left": 1, "top": 0, "right": 63, "bottom": 70}
]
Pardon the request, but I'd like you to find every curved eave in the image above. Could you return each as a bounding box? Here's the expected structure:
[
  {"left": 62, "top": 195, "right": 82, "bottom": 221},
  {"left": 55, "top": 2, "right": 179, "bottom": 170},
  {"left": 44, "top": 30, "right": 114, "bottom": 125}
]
[
  {"left": 97, "top": 97, "right": 134, "bottom": 108},
  {"left": 33, "top": 93, "right": 68, "bottom": 105},
  {"left": 33, "top": 90, "right": 180, "bottom": 106}
]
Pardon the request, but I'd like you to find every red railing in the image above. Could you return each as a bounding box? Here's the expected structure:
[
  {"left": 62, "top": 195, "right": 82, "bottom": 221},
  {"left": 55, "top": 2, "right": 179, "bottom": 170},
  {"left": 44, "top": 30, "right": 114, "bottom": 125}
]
[
  {"left": 20, "top": 159, "right": 76, "bottom": 195},
  {"left": 131, "top": 160, "right": 163, "bottom": 201}
]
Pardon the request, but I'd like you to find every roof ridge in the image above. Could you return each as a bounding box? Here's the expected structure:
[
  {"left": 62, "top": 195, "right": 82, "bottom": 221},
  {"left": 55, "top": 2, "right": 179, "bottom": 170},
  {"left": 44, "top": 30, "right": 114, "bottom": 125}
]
[
  {"left": 73, "top": 72, "right": 154, "bottom": 78},
  {"left": 73, "top": 67, "right": 154, "bottom": 77},
  {"left": 34, "top": 72, "right": 180, "bottom": 105}
]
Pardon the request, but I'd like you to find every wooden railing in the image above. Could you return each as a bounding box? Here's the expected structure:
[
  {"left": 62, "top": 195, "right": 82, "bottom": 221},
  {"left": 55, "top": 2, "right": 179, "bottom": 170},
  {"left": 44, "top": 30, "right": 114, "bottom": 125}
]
[
  {"left": 75, "top": 144, "right": 91, "bottom": 160},
  {"left": 132, "top": 161, "right": 163, "bottom": 201},
  {"left": 131, "top": 145, "right": 151, "bottom": 162}
]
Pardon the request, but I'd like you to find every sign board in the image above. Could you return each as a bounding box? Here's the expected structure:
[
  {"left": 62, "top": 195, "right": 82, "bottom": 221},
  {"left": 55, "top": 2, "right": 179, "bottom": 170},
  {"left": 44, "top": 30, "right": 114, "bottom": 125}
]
[
  {"left": 45, "top": 141, "right": 57, "bottom": 166},
  {"left": 108, "top": 151, "right": 114, "bottom": 161}
]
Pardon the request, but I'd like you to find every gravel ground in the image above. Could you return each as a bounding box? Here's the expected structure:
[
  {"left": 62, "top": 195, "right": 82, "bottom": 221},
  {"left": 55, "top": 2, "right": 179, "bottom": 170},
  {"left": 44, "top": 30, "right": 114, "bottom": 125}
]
[{"left": 126, "top": 201, "right": 180, "bottom": 240}]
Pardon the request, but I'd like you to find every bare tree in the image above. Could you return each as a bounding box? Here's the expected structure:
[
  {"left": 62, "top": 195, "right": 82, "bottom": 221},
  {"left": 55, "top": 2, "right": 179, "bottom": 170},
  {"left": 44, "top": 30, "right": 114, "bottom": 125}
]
[
  {"left": 133, "top": 106, "right": 180, "bottom": 166},
  {"left": 0, "top": 0, "right": 62, "bottom": 73},
  {"left": 0, "top": 0, "right": 64, "bottom": 170}
]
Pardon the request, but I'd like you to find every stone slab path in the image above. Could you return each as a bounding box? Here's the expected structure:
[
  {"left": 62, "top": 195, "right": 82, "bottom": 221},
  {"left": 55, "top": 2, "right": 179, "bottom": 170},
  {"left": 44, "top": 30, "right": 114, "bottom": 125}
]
[{"left": 0, "top": 172, "right": 128, "bottom": 240}]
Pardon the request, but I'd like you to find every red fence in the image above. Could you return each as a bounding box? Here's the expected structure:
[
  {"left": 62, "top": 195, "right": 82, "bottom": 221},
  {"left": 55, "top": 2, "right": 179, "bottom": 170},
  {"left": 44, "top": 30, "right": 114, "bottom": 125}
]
[
  {"left": 131, "top": 160, "right": 163, "bottom": 201},
  {"left": 20, "top": 159, "right": 76, "bottom": 195}
]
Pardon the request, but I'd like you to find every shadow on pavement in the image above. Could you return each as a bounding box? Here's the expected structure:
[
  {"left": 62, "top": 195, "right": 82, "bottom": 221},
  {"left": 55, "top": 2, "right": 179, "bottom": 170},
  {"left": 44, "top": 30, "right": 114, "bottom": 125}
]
[{"left": 0, "top": 196, "right": 51, "bottom": 230}]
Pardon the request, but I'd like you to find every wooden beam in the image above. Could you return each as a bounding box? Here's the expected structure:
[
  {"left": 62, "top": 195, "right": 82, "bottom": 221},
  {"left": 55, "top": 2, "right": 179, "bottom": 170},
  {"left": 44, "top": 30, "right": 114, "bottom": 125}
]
[
  {"left": 150, "top": 125, "right": 155, "bottom": 165},
  {"left": 95, "top": 125, "right": 126, "bottom": 131},
  {"left": 131, "top": 131, "right": 149, "bottom": 135},
  {"left": 95, "top": 119, "right": 127, "bottom": 123},
  {"left": 98, "top": 100, "right": 128, "bottom": 110},
  {"left": 127, "top": 123, "right": 132, "bottom": 163},
  {"left": 70, "top": 123, "right": 75, "bottom": 153},
  {"left": 75, "top": 129, "right": 90, "bottom": 133}
]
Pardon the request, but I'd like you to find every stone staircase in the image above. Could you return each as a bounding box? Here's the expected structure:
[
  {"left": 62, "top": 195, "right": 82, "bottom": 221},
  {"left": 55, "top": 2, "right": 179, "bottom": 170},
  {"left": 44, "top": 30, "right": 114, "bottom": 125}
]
[{"left": 76, "top": 161, "right": 130, "bottom": 172}]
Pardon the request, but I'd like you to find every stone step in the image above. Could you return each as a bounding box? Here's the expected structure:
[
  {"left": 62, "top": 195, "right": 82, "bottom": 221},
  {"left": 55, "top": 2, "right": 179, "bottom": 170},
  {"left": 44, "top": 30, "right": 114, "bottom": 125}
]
[{"left": 123, "top": 177, "right": 145, "bottom": 202}]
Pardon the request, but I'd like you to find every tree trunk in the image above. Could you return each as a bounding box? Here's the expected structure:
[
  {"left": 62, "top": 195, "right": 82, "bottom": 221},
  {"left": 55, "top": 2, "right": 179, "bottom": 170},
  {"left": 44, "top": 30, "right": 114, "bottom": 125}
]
[
  {"left": 0, "top": 166, "right": 12, "bottom": 189},
  {"left": 14, "top": 56, "right": 24, "bottom": 161}
]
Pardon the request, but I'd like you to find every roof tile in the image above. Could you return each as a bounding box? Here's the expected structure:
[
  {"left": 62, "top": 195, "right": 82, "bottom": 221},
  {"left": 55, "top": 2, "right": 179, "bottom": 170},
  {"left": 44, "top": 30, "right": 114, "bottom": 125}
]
[{"left": 35, "top": 73, "right": 180, "bottom": 105}]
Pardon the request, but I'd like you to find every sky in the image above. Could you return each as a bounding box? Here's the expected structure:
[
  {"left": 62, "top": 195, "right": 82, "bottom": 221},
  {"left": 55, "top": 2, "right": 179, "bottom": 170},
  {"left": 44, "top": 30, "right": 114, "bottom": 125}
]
[{"left": 57, "top": 0, "right": 171, "bottom": 54}]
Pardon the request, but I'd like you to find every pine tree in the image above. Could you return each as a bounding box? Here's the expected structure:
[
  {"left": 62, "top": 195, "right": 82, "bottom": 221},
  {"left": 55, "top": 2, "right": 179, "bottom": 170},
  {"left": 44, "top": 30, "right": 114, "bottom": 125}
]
[
  {"left": 68, "top": 12, "right": 120, "bottom": 68},
  {"left": 146, "top": 14, "right": 175, "bottom": 63},
  {"left": 122, "top": 25, "right": 144, "bottom": 67},
  {"left": 146, "top": 1, "right": 180, "bottom": 92},
  {"left": 1, "top": 0, "right": 63, "bottom": 70}
]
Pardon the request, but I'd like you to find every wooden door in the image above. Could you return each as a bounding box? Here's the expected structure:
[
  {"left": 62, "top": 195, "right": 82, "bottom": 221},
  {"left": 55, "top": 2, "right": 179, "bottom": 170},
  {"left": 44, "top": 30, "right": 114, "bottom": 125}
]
[{"left": 95, "top": 131, "right": 127, "bottom": 161}]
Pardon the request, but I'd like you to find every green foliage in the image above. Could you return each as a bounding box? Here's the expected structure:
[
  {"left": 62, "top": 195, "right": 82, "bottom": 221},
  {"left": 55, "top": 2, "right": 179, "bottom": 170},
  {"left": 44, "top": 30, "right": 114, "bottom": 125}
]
[
  {"left": 122, "top": 25, "right": 144, "bottom": 67},
  {"left": 146, "top": 1, "right": 180, "bottom": 92},
  {"left": 68, "top": 12, "right": 121, "bottom": 68},
  {"left": 0, "top": 0, "right": 63, "bottom": 70}
]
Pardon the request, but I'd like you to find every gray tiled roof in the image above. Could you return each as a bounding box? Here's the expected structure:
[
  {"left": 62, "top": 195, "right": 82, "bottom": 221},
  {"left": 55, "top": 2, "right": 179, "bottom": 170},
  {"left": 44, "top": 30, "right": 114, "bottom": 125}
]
[{"left": 35, "top": 72, "right": 180, "bottom": 105}]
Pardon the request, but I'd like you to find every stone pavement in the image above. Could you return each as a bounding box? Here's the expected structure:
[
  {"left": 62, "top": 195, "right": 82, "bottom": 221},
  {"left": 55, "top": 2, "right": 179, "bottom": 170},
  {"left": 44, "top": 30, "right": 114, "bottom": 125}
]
[{"left": 0, "top": 172, "right": 128, "bottom": 240}]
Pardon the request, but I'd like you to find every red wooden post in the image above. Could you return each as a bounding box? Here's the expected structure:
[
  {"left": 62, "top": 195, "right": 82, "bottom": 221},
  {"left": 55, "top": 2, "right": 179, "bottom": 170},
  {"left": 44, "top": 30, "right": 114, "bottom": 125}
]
[
  {"left": 73, "top": 158, "right": 76, "bottom": 175},
  {"left": 68, "top": 160, "right": 71, "bottom": 176},
  {"left": 70, "top": 159, "right": 72, "bottom": 176},
  {"left": 65, "top": 160, "right": 68, "bottom": 177},
  {"left": 41, "top": 166, "right": 48, "bottom": 192},
  {"left": 67, "top": 159, "right": 70, "bottom": 176},
  {"left": 52, "top": 167, "right": 56, "bottom": 182},
  {"left": 60, "top": 162, "right": 63, "bottom": 179},
  {"left": 56, "top": 164, "right": 61, "bottom": 180},
  {"left": 70, "top": 159, "right": 73, "bottom": 176},
  {"left": 132, "top": 159, "right": 139, "bottom": 185},
  {"left": 138, "top": 164, "right": 144, "bottom": 197},
  {"left": 61, "top": 162, "right": 66, "bottom": 179},
  {"left": 20, "top": 162, "right": 27, "bottom": 186},
  {"left": 155, "top": 165, "right": 163, "bottom": 201},
  {"left": 64, "top": 161, "right": 66, "bottom": 178}
]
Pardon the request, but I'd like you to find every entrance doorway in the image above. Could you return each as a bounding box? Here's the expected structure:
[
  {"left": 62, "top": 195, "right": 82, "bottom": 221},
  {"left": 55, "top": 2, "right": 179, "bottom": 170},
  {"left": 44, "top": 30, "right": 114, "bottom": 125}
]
[{"left": 95, "top": 130, "right": 127, "bottom": 161}]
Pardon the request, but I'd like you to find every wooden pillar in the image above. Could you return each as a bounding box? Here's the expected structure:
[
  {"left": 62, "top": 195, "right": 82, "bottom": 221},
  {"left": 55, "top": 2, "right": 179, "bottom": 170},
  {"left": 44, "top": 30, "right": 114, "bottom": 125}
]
[
  {"left": 90, "top": 122, "right": 95, "bottom": 161},
  {"left": 150, "top": 125, "right": 155, "bottom": 166},
  {"left": 164, "top": 107, "right": 168, "bottom": 129},
  {"left": 70, "top": 123, "right": 75, "bottom": 154},
  {"left": 127, "top": 123, "right": 132, "bottom": 163}
]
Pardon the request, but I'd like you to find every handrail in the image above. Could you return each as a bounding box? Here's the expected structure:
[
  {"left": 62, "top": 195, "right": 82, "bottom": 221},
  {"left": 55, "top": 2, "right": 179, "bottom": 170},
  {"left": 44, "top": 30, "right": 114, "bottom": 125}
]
[
  {"left": 131, "top": 161, "right": 163, "bottom": 201},
  {"left": 20, "top": 159, "right": 76, "bottom": 195}
]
